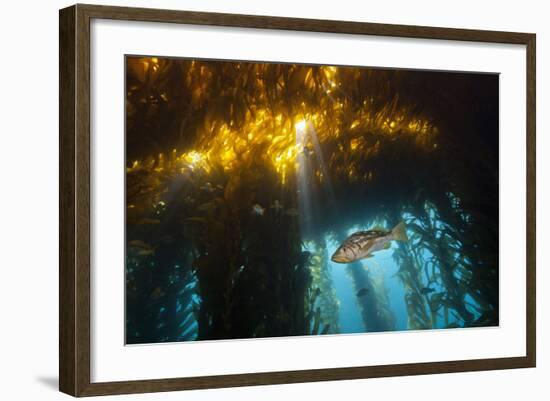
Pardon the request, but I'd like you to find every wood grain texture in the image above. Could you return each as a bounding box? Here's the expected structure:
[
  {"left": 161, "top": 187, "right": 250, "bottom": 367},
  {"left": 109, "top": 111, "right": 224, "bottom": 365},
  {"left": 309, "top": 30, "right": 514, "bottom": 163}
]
[
  {"left": 525, "top": 34, "right": 536, "bottom": 367},
  {"left": 59, "top": 5, "right": 76, "bottom": 396},
  {"left": 60, "top": 4, "right": 92, "bottom": 396},
  {"left": 78, "top": 3, "right": 532, "bottom": 44},
  {"left": 59, "top": 3, "right": 536, "bottom": 397},
  {"left": 75, "top": 4, "right": 92, "bottom": 396},
  {"left": 79, "top": 356, "right": 533, "bottom": 396}
]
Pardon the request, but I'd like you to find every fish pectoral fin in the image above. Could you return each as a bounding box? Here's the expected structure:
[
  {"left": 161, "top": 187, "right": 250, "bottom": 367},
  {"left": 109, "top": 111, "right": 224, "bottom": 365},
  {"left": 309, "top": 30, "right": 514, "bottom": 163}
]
[
  {"left": 392, "top": 221, "right": 409, "bottom": 242},
  {"left": 383, "top": 242, "right": 391, "bottom": 250}
]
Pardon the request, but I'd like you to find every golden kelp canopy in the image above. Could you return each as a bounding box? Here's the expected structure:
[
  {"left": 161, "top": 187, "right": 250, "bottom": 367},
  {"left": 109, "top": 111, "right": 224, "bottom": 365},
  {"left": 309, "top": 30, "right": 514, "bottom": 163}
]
[{"left": 126, "top": 57, "right": 438, "bottom": 184}]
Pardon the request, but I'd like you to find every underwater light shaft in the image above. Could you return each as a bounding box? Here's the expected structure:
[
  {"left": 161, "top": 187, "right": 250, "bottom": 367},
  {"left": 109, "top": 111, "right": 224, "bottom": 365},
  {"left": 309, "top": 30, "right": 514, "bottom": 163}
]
[
  {"left": 295, "top": 119, "right": 337, "bottom": 237},
  {"left": 295, "top": 119, "right": 314, "bottom": 235}
]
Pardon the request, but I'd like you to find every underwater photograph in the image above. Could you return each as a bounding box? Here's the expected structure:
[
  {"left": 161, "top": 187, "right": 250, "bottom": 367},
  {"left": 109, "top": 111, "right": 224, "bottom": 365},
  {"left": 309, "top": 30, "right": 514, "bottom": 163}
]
[{"left": 125, "top": 56, "right": 499, "bottom": 345}]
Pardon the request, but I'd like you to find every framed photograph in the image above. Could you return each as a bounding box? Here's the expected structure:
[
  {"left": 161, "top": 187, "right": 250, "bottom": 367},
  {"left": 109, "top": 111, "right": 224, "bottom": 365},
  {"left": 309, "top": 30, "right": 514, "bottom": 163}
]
[{"left": 59, "top": 4, "right": 536, "bottom": 397}]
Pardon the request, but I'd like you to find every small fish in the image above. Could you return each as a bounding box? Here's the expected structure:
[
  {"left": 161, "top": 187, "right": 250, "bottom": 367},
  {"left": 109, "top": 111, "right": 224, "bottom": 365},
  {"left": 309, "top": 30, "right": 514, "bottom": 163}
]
[
  {"left": 420, "top": 287, "right": 435, "bottom": 295},
  {"left": 331, "top": 221, "right": 408, "bottom": 264},
  {"left": 285, "top": 208, "right": 299, "bottom": 216},
  {"left": 251, "top": 204, "right": 265, "bottom": 216},
  {"left": 356, "top": 288, "right": 369, "bottom": 297}
]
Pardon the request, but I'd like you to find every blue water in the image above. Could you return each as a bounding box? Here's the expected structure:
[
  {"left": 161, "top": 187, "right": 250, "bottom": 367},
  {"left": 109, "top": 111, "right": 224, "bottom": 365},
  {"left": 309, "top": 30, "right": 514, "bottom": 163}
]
[
  {"left": 324, "top": 234, "right": 409, "bottom": 334},
  {"left": 299, "top": 213, "right": 484, "bottom": 335}
]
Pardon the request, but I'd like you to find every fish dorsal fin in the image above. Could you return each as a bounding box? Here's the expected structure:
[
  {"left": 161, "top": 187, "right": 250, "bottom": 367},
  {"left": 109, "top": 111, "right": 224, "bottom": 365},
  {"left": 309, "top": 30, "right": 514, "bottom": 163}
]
[
  {"left": 370, "top": 225, "right": 386, "bottom": 231},
  {"left": 347, "top": 231, "right": 369, "bottom": 241}
]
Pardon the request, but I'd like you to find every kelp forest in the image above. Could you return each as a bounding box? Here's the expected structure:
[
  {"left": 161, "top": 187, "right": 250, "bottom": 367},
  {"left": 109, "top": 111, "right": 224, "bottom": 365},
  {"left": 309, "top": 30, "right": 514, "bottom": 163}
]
[{"left": 125, "top": 56, "right": 499, "bottom": 344}]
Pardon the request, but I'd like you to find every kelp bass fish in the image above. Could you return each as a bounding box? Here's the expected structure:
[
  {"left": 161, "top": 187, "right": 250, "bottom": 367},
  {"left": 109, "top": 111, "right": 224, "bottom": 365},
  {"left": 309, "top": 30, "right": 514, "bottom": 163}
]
[{"left": 331, "top": 222, "right": 408, "bottom": 264}]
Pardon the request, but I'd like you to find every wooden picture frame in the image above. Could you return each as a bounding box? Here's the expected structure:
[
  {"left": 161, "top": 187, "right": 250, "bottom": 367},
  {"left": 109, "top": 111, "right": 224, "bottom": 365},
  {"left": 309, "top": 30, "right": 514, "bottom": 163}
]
[{"left": 59, "top": 3, "right": 536, "bottom": 397}]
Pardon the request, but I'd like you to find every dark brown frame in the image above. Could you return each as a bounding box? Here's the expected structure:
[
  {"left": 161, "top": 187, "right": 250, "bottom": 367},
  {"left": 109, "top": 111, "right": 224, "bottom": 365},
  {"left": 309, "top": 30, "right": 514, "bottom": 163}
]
[{"left": 59, "top": 3, "right": 536, "bottom": 397}]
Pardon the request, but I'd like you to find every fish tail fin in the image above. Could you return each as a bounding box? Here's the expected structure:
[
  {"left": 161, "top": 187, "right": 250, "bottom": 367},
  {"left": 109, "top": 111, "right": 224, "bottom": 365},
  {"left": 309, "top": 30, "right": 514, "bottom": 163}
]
[{"left": 392, "top": 221, "right": 408, "bottom": 242}]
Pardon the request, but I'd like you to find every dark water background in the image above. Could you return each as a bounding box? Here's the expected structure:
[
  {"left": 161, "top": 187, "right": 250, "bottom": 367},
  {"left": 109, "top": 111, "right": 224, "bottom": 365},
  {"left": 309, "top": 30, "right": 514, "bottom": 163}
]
[{"left": 125, "top": 57, "right": 499, "bottom": 344}]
